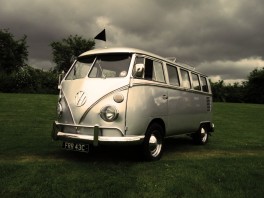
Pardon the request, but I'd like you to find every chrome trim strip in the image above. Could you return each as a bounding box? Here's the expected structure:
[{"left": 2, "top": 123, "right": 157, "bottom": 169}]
[
  {"left": 55, "top": 121, "right": 123, "bottom": 133},
  {"left": 57, "top": 132, "right": 144, "bottom": 142},
  {"left": 61, "top": 89, "right": 76, "bottom": 124},
  {"left": 133, "top": 82, "right": 212, "bottom": 96}
]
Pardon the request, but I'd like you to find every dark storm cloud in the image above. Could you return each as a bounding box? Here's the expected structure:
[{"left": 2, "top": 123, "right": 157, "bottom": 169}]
[
  {"left": 152, "top": 0, "right": 264, "bottom": 62},
  {"left": 0, "top": 0, "right": 98, "bottom": 67},
  {"left": 101, "top": 0, "right": 264, "bottom": 65},
  {"left": 1, "top": 0, "right": 264, "bottom": 81}
]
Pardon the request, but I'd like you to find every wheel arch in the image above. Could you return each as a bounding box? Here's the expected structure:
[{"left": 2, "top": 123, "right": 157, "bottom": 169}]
[
  {"left": 147, "top": 118, "right": 166, "bottom": 137},
  {"left": 200, "top": 121, "right": 214, "bottom": 133}
]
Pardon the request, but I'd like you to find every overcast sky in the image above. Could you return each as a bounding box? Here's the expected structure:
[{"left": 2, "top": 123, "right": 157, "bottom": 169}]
[{"left": 1, "top": 0, "right": 264, "bottom": 83}]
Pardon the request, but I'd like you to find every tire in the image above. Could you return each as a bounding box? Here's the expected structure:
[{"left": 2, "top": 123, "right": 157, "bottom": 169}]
[
  {"left": 192, "top": 125, "right": 209, "bottom": 145},
  {"left": 142, "top": 123, "right": 164, "bottom": 161}
]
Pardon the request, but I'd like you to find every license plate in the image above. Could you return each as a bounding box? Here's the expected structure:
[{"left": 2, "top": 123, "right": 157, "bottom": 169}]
[{"left": 62, "top": 142, "right": 89, "bottom": 153}]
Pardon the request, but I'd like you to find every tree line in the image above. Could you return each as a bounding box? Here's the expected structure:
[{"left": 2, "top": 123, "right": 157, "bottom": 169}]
[
  {"left": 0, "top": 29, "right": 264, "bottom": 103},
  {"left": 0, "top": 29, "right": 94, "bottom": 94},
  {"left": 211, "top": 67, "right": 264, "bottom": 104}
]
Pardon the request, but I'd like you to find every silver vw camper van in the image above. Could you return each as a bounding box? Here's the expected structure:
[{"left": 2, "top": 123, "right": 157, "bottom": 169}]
[{"left": 52, "top": 47, "right": 214, "bottom": 160}]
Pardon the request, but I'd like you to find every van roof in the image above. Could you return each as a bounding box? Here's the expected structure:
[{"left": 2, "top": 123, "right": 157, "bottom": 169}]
[
  {"left": 79, "top": 47, "right": 206, "bottom": 76},
  {"left": 79, "top": 47, "right": 162, "bottom": 59}
]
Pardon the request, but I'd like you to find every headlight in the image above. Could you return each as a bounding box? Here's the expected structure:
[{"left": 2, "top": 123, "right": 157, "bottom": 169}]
[
  {"left": 57, "top": 103, "right": 63, "bottom": 117},
  {"left": 100, "top": 106, "right": 119, "bottom": 122}
]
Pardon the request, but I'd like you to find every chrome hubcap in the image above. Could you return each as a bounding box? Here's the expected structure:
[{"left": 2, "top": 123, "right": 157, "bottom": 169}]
[
  {"left": 149, "top": 134, "right": 162, "bottom": 157},
  {"left": 201, "top": 128, "right": 207, "bottom": 143}
]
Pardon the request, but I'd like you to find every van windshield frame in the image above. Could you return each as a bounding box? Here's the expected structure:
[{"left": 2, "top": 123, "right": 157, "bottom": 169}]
[
  {"left": 65, "top": 53, "right": 131, "bottom": 80},
  {"left": 88, "top": 53, "right": 131, "bottom": 78},
  {"left": 65, "top": 56, "right": 96, "bottom": 80}
]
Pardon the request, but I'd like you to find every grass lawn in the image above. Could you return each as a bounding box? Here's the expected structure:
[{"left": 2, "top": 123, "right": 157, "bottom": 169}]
[{"left": 0, "top": 93, "right": 263, "bottom": 198}]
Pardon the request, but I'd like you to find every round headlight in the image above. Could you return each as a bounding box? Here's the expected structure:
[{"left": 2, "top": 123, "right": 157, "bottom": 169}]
[
  {"left": 57, "top": 103, "right": 63, "bottom": 117},
  {"left": 100, "top": 106, "right": 119, "bottom": 122}
]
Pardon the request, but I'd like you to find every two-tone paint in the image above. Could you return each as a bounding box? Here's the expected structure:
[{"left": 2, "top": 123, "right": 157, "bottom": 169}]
[{"left": 52, "top": 47, "right": 214, "bottom": 160}]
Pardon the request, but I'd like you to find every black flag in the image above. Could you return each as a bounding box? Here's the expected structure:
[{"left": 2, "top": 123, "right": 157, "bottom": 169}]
[{"left": 94, "top": 29, "right": 106, "bottom": 41}]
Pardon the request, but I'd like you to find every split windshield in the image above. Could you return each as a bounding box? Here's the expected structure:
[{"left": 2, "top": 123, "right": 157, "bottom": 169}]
[{"left": 66, "top": 53, "right": 131, "bottom": 80}]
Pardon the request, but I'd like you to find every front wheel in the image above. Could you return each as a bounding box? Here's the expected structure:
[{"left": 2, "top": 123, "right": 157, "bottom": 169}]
[
  {"left": 142, "top": 123, "right": 164, "bottom": 161},
  {"left": 192, "top": 126, "right": 209, "bottom": 145}
]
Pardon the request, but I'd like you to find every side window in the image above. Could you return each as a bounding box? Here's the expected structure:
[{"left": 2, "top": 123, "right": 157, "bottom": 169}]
[
  {"left": 192, "top": 73, "right": 201, "bottom": 91},
  {"left": 144, "top": 58, "right": 165, "bottom": 83},
  {"left": 153, "top": 61, "right": 165, "bottom": 82},
  {"left": 144, "top": 58, "right": 153, "bottom": 80},
  {"left": 201, "top": 76, "right": 209, "bottom": 92},
  {"left": 167, "top": 65, "right": 180, "bottom": 86},
  {"left": 133, "top": 56, "right": 145, "bottom": 78},
  {"left": 180, "top": 69, "right": 191, "bottom": 89}
]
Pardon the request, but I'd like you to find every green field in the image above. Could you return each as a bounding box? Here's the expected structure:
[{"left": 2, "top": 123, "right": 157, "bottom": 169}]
[{"left": 0, "top": 93, "right": 263, "bottom": 198}]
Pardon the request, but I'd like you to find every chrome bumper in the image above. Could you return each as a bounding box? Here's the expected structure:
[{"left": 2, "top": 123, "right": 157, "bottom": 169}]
[{"left": 52, "top": 121, "right": 144, "bottom": 146}]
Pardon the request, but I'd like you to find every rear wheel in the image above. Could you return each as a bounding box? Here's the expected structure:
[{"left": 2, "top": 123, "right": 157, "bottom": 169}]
[
  {"left": 142, "top": 123, "right": 164, "bottom": 161},
  {"left": 192, "top": 126, "right": 208, "bottom": 145}
]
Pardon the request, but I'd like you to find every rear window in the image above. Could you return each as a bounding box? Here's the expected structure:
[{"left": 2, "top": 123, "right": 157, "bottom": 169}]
[{"left": 200, "top": 76, "right": 209, "bottom": 92}]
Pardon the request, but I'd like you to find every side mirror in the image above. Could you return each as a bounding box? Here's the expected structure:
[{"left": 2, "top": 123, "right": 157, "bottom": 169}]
[
  {"left": 133, "top": 63, "right": 144, "bottom": 78},
  {"left": 58, "top": 71, "right": 65, "bottom": 89}
]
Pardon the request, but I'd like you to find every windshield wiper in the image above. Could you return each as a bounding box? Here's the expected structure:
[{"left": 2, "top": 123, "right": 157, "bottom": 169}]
[
  {"left": 73, "top": 65, "right": 77, "bottom": 76},
  {"left": 97, "top": 59, "right": 106, "bottom": 79}
]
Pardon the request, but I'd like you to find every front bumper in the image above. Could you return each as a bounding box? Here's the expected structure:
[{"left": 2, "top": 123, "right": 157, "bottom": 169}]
[{"left": 52, "top": 121, "right": 145, "bottom": 146}]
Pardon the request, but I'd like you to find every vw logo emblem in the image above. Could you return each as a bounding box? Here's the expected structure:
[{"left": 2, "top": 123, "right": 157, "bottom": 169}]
[{"left": 75, "top": 91, "right": 87, "bottom": 107}]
